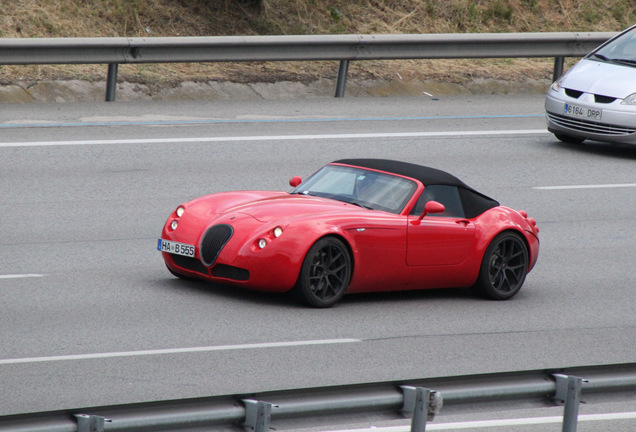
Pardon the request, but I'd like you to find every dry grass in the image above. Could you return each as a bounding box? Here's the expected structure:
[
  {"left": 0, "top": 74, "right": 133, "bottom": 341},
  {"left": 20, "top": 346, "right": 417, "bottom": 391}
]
[{"left": 0, "top": 0, "right": 634, "bottom": 86}]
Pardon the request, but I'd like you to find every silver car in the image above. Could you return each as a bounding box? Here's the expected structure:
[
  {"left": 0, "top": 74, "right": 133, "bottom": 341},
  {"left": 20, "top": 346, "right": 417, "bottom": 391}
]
[{"left": 545, "top": 24, "right": 636, "bottom": 145}]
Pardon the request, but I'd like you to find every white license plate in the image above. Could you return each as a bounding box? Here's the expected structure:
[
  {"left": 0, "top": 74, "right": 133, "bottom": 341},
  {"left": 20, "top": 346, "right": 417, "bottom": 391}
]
[
  {"left": 564, "top": 103, "right": 602, "bottom": 121},
  {"left": 157, "top": 239, "right": 195, "bottom": 257}
]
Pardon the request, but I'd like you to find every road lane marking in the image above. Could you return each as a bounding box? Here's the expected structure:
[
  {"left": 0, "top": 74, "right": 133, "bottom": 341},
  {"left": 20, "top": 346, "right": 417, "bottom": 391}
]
[
  {"left": 534, "top": 183, "right": 636, "bottom": 190},
  {"left": 331, "top": 412, "right": 636, "bottom": 431},
  {"left": 0, "top": 129, "right": 549, "bottom": 148},
  {"left": 0, "top": 339, "right": 362, "bottom": 365},
  {"left": 0, "top": 274, "right": 46, "bottom": 279},
  {"left": 0, "top": 114, "right": 545, "bottom": 129}
]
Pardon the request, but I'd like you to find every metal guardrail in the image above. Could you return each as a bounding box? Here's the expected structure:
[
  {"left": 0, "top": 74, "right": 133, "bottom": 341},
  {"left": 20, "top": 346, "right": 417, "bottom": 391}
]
[
  {"left": 0, "top": 32, "right": 615, "bottom": 101},
  {"left": 1, "top": 363, "right": 635, "bottom": 432}
]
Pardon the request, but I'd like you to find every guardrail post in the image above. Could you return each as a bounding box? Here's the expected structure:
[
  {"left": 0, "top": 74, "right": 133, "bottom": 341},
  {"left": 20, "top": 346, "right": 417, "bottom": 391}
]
[
  {"left": 553, "top": 374, "right": 587, "bottom": 432},
  {"left": 552, "top": 56, "right": 564, "bottom": 82},
  {"left": 243, "top": 399, "right": 274, "bottom": 432},
  {"left": 335, "top": 59, "right": 349, "bottom": 98},
  {"left": 74, "top": 414, "right": 111, "bottom": 432},
  {"left": 400, "top": 386, "right": 442, "bottom": 432},
  {"left": 105, "top": 63, "right": 119, "bottom": 102}
]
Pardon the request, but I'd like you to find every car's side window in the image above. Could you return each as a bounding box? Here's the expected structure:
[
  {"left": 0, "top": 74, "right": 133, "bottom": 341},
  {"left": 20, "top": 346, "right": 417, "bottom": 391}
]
[{"left": 410, "top": 185, "right": 465, "bottom": 218}]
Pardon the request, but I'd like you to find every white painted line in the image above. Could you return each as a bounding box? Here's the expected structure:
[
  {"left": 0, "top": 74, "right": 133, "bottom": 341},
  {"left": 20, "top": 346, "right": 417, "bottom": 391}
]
[
  {"left": 0, "top": 129, "right": 549, "bottom": 148},
  {"left": 579, "top": 411, "right": 636, "bottom": 422},
  {"left": 0, "top": 274, "right": 46, "bottom": 279},
  {"left": 332, "top": 411, "right": 636, "bottom": 431},
  {"left": 0, "top": 338, "right": 361, "bottom": 365},
  {"left": 534, "top": 183, "right": 636, "bottom": 190}
]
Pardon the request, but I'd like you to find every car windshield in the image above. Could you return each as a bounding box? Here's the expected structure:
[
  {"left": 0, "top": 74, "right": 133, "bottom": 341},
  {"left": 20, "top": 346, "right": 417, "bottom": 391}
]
[
  {"left": 291, "top": 165, "right": 417, "bottom": 214},
  {"left": 591, "top": 28, "right": 636, "bottom": 66}
]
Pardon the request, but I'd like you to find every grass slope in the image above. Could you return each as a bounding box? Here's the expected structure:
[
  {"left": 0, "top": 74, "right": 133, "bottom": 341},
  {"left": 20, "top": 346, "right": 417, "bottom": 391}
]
[{"left": 1, "top": 0, "right": 634, "bottom": 86}]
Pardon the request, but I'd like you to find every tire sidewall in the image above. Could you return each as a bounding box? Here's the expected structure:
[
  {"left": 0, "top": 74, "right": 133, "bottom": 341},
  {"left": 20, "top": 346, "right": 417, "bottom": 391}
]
[
  {"left": 475, "top": 231, "right": 528, "bottom": 300},
  {"left": 295, "top": 237, "right": 352, "bottom": 308}
]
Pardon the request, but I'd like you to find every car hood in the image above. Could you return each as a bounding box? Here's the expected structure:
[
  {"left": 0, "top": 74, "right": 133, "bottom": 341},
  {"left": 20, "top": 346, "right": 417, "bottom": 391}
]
[
  {"left": 225, "top": 193, "right": 370, "bottom": 223},
  {"left": 185, "top": 191, "right": 372, "bottom": 224},
  {"left": 562, "top": 59, "right": 636, "bottom": 98}
]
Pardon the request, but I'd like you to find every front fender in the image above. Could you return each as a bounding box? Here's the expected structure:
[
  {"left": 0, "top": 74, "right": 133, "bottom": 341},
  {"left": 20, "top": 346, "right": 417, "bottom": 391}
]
[{"left": 473, "top": 207, "right": 540, "bottom": 273}]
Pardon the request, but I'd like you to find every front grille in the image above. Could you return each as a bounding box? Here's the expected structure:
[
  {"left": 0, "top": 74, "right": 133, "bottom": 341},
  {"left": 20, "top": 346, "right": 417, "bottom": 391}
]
[
  {"left": 595, "top": 95, "right": 616, "bottom": 104},
  {"left": 564, "top": 88, "right": 583, "bottom": 98},
  {"left": 200, "top": 224, "right": 234, "bottom": 267},
  {"left": 171, "top": 254, "right": 209, "bottom": 276},
  {"left": 563, "top": 88, "right": 616, "bottom": 104},
  {"left": 212, "top": 264, "right": 249, "bottom": 281},
  {"left": 547, "top": 112, "right": 636, "bottom": 136}
]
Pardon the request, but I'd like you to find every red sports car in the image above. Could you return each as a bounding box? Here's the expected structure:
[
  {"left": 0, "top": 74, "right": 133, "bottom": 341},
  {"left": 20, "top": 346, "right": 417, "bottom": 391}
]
[{"left": 158, "top": 159, "right": 539, "bottom": 307}]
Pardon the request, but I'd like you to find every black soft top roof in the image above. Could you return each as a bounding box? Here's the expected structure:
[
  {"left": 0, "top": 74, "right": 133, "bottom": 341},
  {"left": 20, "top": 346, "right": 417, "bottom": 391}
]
[
  {"left": 334, "top": 158, "right": 469, "bottom": 187},
  {"left": 333, "top": 159, "right": 500, "bottom": 218}
]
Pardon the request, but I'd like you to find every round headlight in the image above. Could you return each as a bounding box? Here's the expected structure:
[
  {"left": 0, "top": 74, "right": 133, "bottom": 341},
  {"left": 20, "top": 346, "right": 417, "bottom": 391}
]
[
  {"left": 258, "top": 238, "right": 268, "bottom": 249},
  {"left": 170, "top": 220, "right": 178, "bottom": 230},
  {"left": 273, "top": 227, "right": 283, "bottom": 238},
  {"left": 176, "top": 206, "right": 185, "bottom": 217}
]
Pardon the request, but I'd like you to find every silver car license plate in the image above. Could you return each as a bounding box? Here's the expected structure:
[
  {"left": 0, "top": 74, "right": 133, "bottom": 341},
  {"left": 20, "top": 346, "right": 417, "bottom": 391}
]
[{"left": 564, "top": 103, "right": 602, "bottom": 121}]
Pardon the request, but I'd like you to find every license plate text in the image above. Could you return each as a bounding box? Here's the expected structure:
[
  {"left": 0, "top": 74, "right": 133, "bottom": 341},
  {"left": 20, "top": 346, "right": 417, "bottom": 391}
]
[
  {"left": 564, "top": 103, "right": 602, "bottom": 121},
  {"left": 157, "top": 239, "right": 195, "bottom": 257}
]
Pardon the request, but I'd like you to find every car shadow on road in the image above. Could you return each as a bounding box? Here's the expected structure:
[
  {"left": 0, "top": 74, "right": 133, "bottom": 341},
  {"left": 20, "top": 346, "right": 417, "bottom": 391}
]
[
  {"left": 156, "top": 275, "right": 296, "bottom": 306},
  {"left": 552, "top": 139, "right": 636, "bottom": 160},
  {"left": 341, "top": 287, "right": 477, "bottom": 306},
  {"left": 155, "top": 275, "right": 482, "bottom": 309}
]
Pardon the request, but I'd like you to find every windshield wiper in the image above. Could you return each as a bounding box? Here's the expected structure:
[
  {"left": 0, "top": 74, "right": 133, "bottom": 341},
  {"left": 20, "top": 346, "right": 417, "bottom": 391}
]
[
  {"left": 291, "top": 191, "right": 373, "bottom": 209},
  {"left": 591, "top": 53, "right": 609, "bottom": 61},
  {"left": 612, "top": 58, "right": 636, "bottom": 67},
  {"left": 591, "top": 54, "right": 636, "bottom": 68},
  {"left": 345, "top": 200, "right": 373, "bottom": 210}
]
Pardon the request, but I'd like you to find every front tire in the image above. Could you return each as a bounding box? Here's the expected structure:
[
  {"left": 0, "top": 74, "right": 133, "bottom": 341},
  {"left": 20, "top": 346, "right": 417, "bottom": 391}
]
[
  {"left": 294, "top": 237, "right": 352, "bottom": 308},
  {"left": 166, "top": 264, "right": 193, "bottom": 280},
  {"left": 554, "top": 133, "right": 584, "bottom": 144},
  {"left": 473, "top": 232, "right": 528, "bottom": 300}
]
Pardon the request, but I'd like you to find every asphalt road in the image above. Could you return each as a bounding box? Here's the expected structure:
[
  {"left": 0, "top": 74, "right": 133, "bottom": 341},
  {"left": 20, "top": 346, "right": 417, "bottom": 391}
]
[{"left": 1, "top": 95, "right": 635, "bottom": 429}]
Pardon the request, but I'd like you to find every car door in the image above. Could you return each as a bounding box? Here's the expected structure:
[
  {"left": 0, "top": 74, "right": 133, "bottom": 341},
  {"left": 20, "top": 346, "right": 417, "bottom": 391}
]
[
  {"left": 405, "top": 184, "right": 476, "bottom": 267},
  {"left": 406, "top": 216, "right": 475, "bottom": 266}
]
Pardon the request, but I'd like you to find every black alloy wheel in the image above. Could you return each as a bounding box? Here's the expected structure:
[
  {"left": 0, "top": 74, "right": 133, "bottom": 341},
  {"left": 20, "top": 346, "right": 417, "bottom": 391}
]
[
  {"left": 474, "top": 232, "right": 529, "bottom": 300},
  {"left": 294, "top": 237, "right": 352, "bottom": 308}
]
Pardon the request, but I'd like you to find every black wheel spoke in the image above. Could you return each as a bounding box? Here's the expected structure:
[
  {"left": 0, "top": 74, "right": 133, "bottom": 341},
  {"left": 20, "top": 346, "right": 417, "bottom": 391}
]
[
  {"left": 506, "top": 269, "right": 520, "bottom": 284},
  {"left": 490, "top": 268, "right": 502, "bottom": 282},
  {"left": 328, "top": 274, "right": 344, "bottom": 286},
  {"left": 509, "top": 250, "right": 524, "bottom": 260},
  {"left": 330, "top": 263, "right": 347, "bottom": 273},
  {"left": 497, "top": 271, "right": 509, "bottom": 290}
]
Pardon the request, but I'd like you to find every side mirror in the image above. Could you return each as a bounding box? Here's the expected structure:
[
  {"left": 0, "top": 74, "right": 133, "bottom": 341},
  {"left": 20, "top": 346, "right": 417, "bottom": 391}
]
[
  {"left": 416, "top": 201, "right": 445, "bottom": 222},
  {"left": 289, "top": 176, "right": 302, "bottom": 187}
]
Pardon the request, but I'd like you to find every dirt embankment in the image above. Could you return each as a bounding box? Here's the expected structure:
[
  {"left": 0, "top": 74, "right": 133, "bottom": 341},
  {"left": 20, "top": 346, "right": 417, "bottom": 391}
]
[{"left": 1, "top": 0, "right": 634, "bottom": 102}]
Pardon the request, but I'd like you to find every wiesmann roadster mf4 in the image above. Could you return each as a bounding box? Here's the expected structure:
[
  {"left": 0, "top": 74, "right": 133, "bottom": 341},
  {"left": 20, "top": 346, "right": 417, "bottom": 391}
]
[{"left": 158, "top": 159, "right": 539, "bottom": 307}]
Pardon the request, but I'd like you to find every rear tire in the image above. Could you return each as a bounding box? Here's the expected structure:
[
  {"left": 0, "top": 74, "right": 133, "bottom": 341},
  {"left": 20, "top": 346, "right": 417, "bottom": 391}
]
[
  {"left": 473, "top": 232, "right": 528, "bottom": 300},
  {"left": 294, "top": 237, "right": 352, "bottom": 308}
]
